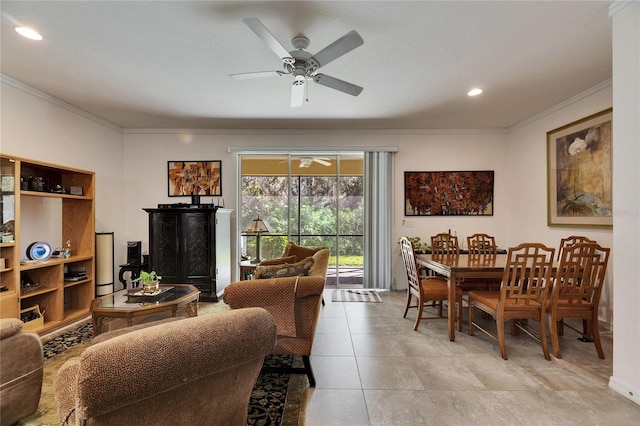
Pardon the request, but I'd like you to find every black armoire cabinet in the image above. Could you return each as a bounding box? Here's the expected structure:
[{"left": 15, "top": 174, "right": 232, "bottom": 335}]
[{"left": 144, "top": 206, "right": 218, "bottom": 301}]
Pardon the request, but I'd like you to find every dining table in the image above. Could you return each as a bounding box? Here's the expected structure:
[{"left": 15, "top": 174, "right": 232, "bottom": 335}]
[{"left": 416, "top": 253, "right": 509, "bottom": 341}]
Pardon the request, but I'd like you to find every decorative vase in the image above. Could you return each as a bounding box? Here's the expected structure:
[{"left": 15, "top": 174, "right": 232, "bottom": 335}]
[{"left": 142, "top": 280, "right": 160, "bottom": 294}]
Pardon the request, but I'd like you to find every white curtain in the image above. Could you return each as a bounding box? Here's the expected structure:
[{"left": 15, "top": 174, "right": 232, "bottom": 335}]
[{"left": 363, "top": 151, "right": 393, "bottom": 289}]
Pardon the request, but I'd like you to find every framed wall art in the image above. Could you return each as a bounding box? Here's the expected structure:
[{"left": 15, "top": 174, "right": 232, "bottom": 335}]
[
  {"left": 547, "top": 108, "right": 612, "bottom": 228},
  {"left": 404, "top": 170, "right": 494, "bottom": 216},
  {"left": 168, "top": 161, "right": 222, "bottom": 197}
]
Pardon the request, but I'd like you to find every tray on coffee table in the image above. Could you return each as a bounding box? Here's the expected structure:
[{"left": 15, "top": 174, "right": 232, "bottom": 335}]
[{"left": 126, "top": 286, "right": 174, "bottom": 302}]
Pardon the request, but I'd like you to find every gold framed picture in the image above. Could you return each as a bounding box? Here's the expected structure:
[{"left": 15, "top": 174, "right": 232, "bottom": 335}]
[{"left": 547, "top": 108, "right": 612, "bottom": 228}]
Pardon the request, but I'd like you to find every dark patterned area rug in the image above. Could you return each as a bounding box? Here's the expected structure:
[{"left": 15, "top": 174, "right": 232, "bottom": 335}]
[
  {"left": 24, "top": 319, "right": 306, "bottom": 426},
  {"left": 249, "top": 355, "right": 292, "bottom": 425},
  {"left": 42, "top": 321, "right": 94, "bottom": 360}
]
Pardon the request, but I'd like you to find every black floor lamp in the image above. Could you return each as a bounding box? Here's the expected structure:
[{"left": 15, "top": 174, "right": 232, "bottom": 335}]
[{"left": 243, "top": 217, "right": 271, "bottom": 264}]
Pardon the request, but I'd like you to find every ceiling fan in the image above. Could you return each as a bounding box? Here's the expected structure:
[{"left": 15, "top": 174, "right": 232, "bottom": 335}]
[
  {"left": 298, "top": 157, "right": 332, "bottom": 167},
  {"left": 279, "top": 157, "right": 332, "bottom": 167},
  {"left": 230, "top": 17, "right": 364, "bottom": 107}
]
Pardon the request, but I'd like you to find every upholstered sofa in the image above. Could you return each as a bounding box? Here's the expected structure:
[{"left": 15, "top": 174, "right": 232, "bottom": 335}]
[
  {"left": 0, "top": 318, "right": 44, "bottom": 426},
  {"left": 54, "top": 308, "right": 276, "bottom": 426},
  {"left": 223, "top": 243, "right": 330, "bottom": 386}
]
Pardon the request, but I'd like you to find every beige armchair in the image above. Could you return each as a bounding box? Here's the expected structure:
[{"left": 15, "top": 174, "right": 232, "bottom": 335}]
[
  {"left": 0, "top": 318, "right": 44, "bottom": 426},
  {"left": 54, "top": 308, "right": 276, "bottom": 426},
  {"left": 223, "top": 244, "right": 329, "bottom": 387}
]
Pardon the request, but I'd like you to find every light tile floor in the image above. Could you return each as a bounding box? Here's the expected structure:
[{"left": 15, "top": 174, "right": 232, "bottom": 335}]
[{"left": 304, "top": 289, "right": 640, "bottom": 425}]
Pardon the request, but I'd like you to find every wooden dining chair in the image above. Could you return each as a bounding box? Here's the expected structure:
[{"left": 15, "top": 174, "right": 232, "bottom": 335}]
[
  {"left": 430, "top": 232, "right": 459, "bottom": 256},
  {"left": 552, "top": 236, "right": 597, "bottom": 336},
  {"left": 557, "top": 236, "right": 595, "bottom": 260},
  {"left": 467, "top": 233, "right": 497, "bottom": 255},
  {"left": 468, "top": 243, "right": 555, "bottom": 360},
  {"left": 400, "top": 236, "right": 463, "bottom": 331},
  {"left": 428, "top": 232, "right": 460, "bottom": 310},
  {"left": 546, "top": 242, "right": 610, "bottom": 359},
  {"left": 461, "top": 233, "right": 502, "bottom": 292}
]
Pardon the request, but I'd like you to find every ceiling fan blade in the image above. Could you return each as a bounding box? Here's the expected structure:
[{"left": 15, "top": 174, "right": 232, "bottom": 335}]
[
  {"left": 290, "top": 79, "right": 305, "bottom": 107},
  {"left": 313, "top": 74, "right": 363, "bottom": 96},
  {"left": 313, "top": 158, "right": 332, "bottom": 166},
  {"left": 310, "top": 30, "right": 364, "bottom": 68},
  {"left": 243, "top": 17, "right": 292, "bottom": 60},
  {"left": 229, "top": 71, "right": 287, "bottom": 80}
]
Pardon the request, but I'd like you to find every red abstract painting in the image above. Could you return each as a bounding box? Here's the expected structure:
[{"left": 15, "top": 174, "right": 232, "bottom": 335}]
[{"left": 404, "top": 171, "right": 494, "bottom": 216}]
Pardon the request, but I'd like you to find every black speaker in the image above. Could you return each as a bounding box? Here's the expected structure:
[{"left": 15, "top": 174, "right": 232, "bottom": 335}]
[{"left": 127, "top": 241, "right": 142, "bottom": 265}]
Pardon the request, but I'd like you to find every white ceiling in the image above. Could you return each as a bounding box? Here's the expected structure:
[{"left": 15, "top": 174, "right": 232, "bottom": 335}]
[{"left": 0, "top": 1, "right": 612, "bottom": 131}]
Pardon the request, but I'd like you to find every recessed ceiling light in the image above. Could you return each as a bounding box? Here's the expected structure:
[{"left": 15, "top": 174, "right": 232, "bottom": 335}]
[
  {"left": 15, "top": 26, "right": 43, "bottom": 41},
  {"left": 467, "top": 88, "right": 483, "bottom": 97}
]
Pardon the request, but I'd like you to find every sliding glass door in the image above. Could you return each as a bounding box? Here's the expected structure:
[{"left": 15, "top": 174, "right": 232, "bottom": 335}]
[{"left": 240, "top": 154, "right": 364, "bottom": 287}]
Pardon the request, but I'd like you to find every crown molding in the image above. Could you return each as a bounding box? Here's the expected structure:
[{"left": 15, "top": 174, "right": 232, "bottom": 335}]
[
  {"left": 609, "top": 1, "right": 635, "bottom": 17},
  {"left": 507, "top": 79, "right": 612, "bottom": 133},
  {"left": 2, "top": 72, "right": 611, "bottom": 137},
  {"left": 1, "top": 73, "right": 123, "bottom": 133},
  {"left": 123, "top": 127, "right": 507, "bottom": 135},
  {"left": 227, "top": 146, "right": 398, "bottom": 153}
]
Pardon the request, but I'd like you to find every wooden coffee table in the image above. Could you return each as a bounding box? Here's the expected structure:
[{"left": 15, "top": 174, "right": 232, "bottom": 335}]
[{"left": 90, "top": 284, "right": 200, "bottom": 336}]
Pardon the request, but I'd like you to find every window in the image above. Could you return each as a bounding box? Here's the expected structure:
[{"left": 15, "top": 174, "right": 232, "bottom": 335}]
[{"left": 240, "top": 155, "right": 364, "bottom": 286}]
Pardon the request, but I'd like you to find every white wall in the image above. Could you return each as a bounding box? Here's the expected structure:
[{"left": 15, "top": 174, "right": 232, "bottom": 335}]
[
  {"left": 609, "top": 0, "right": 640, "bottom": 405},
  {"left": 392, "top": 132, "right": 509, "bottom": 288},
  {"left": 394, "top": 132, "right": 509, "bottom": 240},
  {"left": 506, "top": 86, "right": 614, "bottom": 324},
  {"left": 0, "top": 81, "right": 126, "bottom": 277},
  {"left": 120, "top": 131, "right": 234, "bottom": 254}
]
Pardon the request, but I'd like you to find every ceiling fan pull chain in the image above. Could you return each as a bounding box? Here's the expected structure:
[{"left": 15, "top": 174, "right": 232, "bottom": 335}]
[{"left": 305, "top": 78, "right": 310, "bottom": 103}]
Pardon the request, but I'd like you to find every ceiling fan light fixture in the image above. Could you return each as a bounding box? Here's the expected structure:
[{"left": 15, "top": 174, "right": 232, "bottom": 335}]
[
  {"left": 291, "top": 80, "right": 305, "bottom": 107},
  {"left": 467, "top": 88, "right": 483, "bottom": 97},
  {"left": 15, "top": 26, "right": 43, "bottom": 41},
  {"left": 299, "top": 158, "right": 312, "bottom": 168}
]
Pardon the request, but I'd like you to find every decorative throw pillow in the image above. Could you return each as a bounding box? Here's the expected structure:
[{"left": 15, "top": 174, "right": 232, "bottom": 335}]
[
  {"left": 254, "top": 256, "right": 315, "bottom": 279},
  {"left": 258, "top": 255, "right": 296, "bottom": 266},
  {"left": 283, "top": 242, "right": 329, "bottom": 262},
  {"left": 308, "top": 248, "right": 330, "bottom": 277}
]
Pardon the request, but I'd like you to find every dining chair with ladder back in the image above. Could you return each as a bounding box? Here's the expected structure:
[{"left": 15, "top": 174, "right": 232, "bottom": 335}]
[
  {"left": 461, "top": 233, "right": 502, "bottom": 292},
  {"left": 428, "top": 232, "right": 460, "bottom": 312},
  {"left": 467, "top": 233, "right": 497, "bottom": 255},
  {"left": 431, "top": 232, "right": 459, "bottom": 256},
  {"left": 557, "top": 236, "right": 595, "bottom": 260},
  {"left": 468, "top": 243, "right": 555, "bottom": 360},
  {"left": 428, "top": 232, "right": 459, "bottom": 280},
  {"left": 552, "top": 236, "right": 597, "bottom": 338},
  {"left": 400, "top": 236, "right": 463, "bottom": 331},
  {"left": 546, "top": 242, "right": 610, "bottom": 359},
  {"left": 549, "top": 235, "right": 596, "bottom": 336}
]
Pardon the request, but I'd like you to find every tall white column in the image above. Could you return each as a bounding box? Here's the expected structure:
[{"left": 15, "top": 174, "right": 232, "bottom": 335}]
[{"left": 609, "top": 0, "right": 640, "bottom": 405}]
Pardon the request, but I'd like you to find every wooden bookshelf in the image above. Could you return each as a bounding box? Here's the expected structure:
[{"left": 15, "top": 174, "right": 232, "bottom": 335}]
[{"left": 0, "top": 154, "right": 95, "bottom": 334}]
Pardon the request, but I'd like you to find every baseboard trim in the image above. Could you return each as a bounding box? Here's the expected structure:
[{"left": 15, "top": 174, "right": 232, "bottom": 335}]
[{"left": 609, "top": 376, "right": 640, "bottom": 405}]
